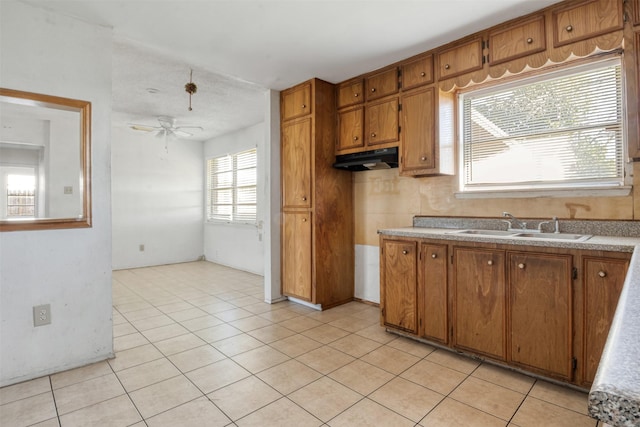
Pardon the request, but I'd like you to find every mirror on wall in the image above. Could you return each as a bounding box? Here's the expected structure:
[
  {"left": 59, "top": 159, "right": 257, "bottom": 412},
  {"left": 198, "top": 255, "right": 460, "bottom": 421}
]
[{"left": 0, "top": 88, "right": 91, "bottom": 231}]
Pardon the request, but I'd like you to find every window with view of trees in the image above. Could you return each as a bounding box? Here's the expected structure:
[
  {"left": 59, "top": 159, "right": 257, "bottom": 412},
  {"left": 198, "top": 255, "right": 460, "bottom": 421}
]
[
  {"left": 206, "top": 148, "right": 257, "bottom": 223},
  {"left": 459, "top": 57, "right": 624, "bottom": 194}
]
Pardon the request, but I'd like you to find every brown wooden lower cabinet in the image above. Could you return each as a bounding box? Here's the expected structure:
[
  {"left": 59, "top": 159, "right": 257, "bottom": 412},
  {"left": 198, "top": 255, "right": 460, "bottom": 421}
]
[
  {"left": 380, "top": 239, "right": 418, "bottom": 333},
  {"left": 583, "top": 256, "right": 629, "bottom": 384},
  {"left": 509, "top": 252, "right": 573, "bottom": 380},
  {"left": 453, "top": 247, "right": 506, "bottom": 360},
  {"left": 379, "top": 235, "right": 631, "bottom": 387},
  {"left": 419, "top": 243, "right": 448, "bottom": 343}
]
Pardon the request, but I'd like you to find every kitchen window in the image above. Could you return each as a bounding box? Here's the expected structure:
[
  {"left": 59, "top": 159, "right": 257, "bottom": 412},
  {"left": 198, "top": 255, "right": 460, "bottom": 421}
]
[
  {"left": 206, "top": 148, "right": 257, "bottom": 223},
  {"left": 458, "top": 57, "right": 628, "bottom": 197}
]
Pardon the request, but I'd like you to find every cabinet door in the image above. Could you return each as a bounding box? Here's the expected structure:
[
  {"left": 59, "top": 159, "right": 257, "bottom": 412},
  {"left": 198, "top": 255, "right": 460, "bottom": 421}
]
[
  {"left": 337, "top": 79, "right": 364, "bottom": 109},
  {"left": 282, "top": 82, "right": 311, "bottom": 121},
  {"left": 438, "top": 38, "right": 484, "bottom": 80},
  {"left": 552, "top": 0, "right": 623, "bottom": 47},
  {"left": 489, "top": 16, "right": 546, "bottom": 65},
  {"left": 366, "top": 98, "right": 399, "bottom": 146},
  {"left": 400, "top": 87, "right": 436, "bottom": 172},
  {"left": 509, "top": 252, "right": 573, "bottom": 380},
  {"left": 366, "top": 68, "right": 399, "bottom": 102},
  {"left": 381, "top": 239, "right": 418, "bottom": 333},
  {"left": 453, "top": 247, "right": 506, "bottom": 359},
  {"left": 336, "top": 107, "right": 364, "bottom": 153},
  {"left": 281, "top": 118, "right": 311, "bottom": 209},
  {"left": 402, "top": 55, "right": 434, "bottom": 90},
  {"left": 282, "top": 212, "right": 312, "bottom": 301},
  {"left": 583, "top": 256, "right": 629, "bottom": 384},
  {"left": 419, "top": 243, "right": 447, "bottom": 343}
]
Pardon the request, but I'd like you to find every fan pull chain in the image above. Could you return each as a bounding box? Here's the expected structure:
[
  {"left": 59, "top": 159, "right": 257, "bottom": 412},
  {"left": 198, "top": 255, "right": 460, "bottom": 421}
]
[{"left": 185, "top": 69, "right": 198, "bottom": 111}]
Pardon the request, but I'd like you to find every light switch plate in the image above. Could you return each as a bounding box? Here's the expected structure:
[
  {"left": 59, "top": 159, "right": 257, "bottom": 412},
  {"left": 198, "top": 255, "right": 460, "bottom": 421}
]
[{"left": 33, "top": 304, "right": 51, "bottom": 326}]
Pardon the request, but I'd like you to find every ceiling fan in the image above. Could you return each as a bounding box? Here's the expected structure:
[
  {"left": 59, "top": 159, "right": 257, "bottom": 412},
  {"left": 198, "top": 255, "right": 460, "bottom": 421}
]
[{"left": 129, "top": 116, "right": 203, "bottom": 138}]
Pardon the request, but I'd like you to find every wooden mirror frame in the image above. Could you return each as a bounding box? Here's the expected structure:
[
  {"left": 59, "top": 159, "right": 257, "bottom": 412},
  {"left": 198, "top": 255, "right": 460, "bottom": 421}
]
[{"left": 0, "top": 88, "right": 91, "bottom": 232}]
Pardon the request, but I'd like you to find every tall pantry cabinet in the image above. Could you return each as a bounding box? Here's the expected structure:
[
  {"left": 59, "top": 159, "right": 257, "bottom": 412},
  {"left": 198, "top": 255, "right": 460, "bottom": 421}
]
[{"left": 280, "top": 78, "right": 354, "bottom": 309}]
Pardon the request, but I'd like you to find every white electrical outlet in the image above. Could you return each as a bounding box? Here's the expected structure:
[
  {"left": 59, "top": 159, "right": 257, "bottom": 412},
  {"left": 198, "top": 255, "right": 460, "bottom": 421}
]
[{"left": 33, "top": 304, "right": 51, "bottom": 327}]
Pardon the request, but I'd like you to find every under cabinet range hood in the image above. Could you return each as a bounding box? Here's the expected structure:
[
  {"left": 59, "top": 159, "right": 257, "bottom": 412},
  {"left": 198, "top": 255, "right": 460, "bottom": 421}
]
[{"left": 333, "top": 147, "right": 399, "bottom": 171}]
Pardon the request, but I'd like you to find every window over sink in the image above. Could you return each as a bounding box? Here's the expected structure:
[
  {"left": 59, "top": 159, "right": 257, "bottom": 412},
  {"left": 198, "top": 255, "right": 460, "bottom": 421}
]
[{"left": 457, "top": 56, "right": 630, "bottom": 197}]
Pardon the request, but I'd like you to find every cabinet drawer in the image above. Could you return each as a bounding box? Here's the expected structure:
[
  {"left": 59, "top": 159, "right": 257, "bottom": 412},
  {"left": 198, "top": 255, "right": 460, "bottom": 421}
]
[
  {"left": 552, "top": 0, "right": 623, "bottom": 47},
  {"left": 337, "top": 107, "right": 364, "bottom": 153},
  {"left": 402, "top": 55, "right": 434, "bottom": 90},
  {"left": 366, "top": 98, "right": 399, "bottom": 146},
  {"left": 337, "top": 79, "right": 364, "bottom": 109},
  {"left": 438, "top": 38, "right": 484, "bottom": 80},
  {"left": 282, "top": 82, "right": 311, "bottom": 121},
  {"left": 366, "top": 68, "right": 399, "bottom": 101},
  {"left": 489, "top": 16, "right": 546, "bottom": 65}
]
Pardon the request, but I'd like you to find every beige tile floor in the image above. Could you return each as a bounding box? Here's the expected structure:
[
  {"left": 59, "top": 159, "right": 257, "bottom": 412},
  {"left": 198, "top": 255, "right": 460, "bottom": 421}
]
[{"left": 0, "top": 261, "right": 613, "bottom": 427}]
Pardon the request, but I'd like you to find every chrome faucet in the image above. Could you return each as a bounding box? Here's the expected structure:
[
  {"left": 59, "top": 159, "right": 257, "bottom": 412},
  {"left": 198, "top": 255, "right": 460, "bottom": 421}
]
[
  {"left": 501, "top": 212, "right": 527, "bottom": 231},
  {"left": 537, "top": 216, "right": 560, "bottom": 233}
]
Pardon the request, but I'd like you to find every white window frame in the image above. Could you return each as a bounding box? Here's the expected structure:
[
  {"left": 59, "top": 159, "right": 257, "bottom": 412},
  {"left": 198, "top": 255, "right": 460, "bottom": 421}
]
[
  {"left": 456, "top": 56, "right": 632, "bottom": 199},
  {"left": 206, "top": 148, "right": 257, "bottom": 225}
]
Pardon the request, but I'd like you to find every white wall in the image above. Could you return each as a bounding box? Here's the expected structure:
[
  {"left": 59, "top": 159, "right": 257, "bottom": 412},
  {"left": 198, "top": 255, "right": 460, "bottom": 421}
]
[
  {"left": 355, "top": 244, "right": 381, "bottom": 303},
  {"left": 111, "top": 126, "right": 204, "bottom": 269},
  {"left": 0, "top": 1, "right": 113, "bottom": 386},
  {"left": 204, "top": 123, "right": 265, "bottom": 275}
]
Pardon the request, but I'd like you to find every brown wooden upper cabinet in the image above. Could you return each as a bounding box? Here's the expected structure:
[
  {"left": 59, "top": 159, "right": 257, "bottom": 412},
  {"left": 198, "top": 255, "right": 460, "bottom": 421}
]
[
  {"left": 366, "top": 97, "right": 399, "bottom": 146},
  {"left": 489, "top": 16, "right": 546, "bottom": 65},
  {"left": 337, "top": 106, "right": 364, "bottom": 152},
  {"left": 437, "top": 38, "right": 484, "bottom": 80},
  {"left": 366, "top": 67, "right": 399, "bottom": 101},
  {"left": 282, "top": 82, "right": 311, "bottom": 121},
  {"left": 337, "top": 78, "right": 364, "bottom": 109},
  {"left": 552, "top": 0, "right": 624, "bottom": 47},
  {"left": 401, "top": 55, "right": 434, "bottom": 90}
]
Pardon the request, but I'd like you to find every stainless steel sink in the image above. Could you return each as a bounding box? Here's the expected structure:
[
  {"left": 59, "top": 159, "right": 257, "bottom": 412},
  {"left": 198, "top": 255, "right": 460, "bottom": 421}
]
[
  {"left": 447, "top": 229, "right": 591, "bottom": 242},
  {"left": 512, "top": 232, "right": 592, "bottom": 242},
  {"left": 452, "top": 229, "right": 516, "bottom": 236}
]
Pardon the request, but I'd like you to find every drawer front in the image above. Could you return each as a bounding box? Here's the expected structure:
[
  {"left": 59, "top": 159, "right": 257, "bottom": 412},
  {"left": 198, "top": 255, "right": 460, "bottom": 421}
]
[
  {"left": 553, "top": 0, "right": 623, "bottom": 47},
  {"left": 438, "top": 38, "right": 484, "bottom": 80},
  {"left": 366, "top": 68, "right": 399, "bottom": 101},
  {"left": 337, "top": 79, "right": 364, "bottom": 109},
  {"left": 402, "top": 55, "right": 434, "bottom": 90},
  {"left": 282, "top": 82, "right": 311, "bottom": 121},
  {"left": 489, "top": 16, "right": 546, "bottom": 65}
]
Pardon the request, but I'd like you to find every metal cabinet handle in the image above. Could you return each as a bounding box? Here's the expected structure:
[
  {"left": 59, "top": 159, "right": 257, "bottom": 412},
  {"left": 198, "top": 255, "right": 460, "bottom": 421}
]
[
  {"left": 518, "top": 263, "right": 526, "bottom": 269},
  {"left": 402, "top": 250, "right": 408, "bottom": 255},
  {"left": 301, "top": 104, "right": 306, "bottom": 109},
  {"left": 431, "top": 253, "right": 437, "bottom": 259},
  {"left": 444, "top": 64, "right": 450, "bottom": 70},
  {"left": 526, "top": 37, "right": 533, "bottom": 44},
  {"left": 353, "top": 136, "right": 358, "bottom": 141},
  {"left": 371, "top": 88, "right": 376, "bottom": 92},
  {"left": 302, "top": 196, "right": 307, "bottom": 201},
  {"left": 420, "top": 72, "right": 426, "bottom": 77},
  {"left": 421, "top": 156, "right": 427, "bottom": 161},
  {"left": 487, "top": 260, "right": 493, "bottom": 266},
  {"left": 371, "top": 133, "right": 376, "bottom": 137},
  {"left": 302, "top": 218, "right": 307, "bottom": 222},
  {"left": 566, "top": 25, "right": 573, "bottom": 32},
  {"left": 598, "top": 271, "right": 607, "bottom": 278}
]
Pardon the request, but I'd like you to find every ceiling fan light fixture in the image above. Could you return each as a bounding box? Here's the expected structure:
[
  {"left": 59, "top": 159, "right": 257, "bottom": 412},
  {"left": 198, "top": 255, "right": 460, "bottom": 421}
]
[{"left": 185, "top": 69, "right": 197, "bottom": 111}]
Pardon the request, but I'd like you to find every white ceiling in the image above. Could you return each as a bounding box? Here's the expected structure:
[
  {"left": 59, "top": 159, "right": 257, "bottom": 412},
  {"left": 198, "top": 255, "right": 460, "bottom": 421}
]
[{"left": 22, "top": 0, "right": 561, "bottom": 141}]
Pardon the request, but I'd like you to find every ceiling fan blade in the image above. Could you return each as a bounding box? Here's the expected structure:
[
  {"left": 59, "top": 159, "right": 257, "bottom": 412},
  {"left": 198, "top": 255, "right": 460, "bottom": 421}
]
[
  {"left": 173, "top": 129, "right": 194, "bottom": 138},
  {"left": 129, "top": 123, "right": 159, "bottom": 132}
]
